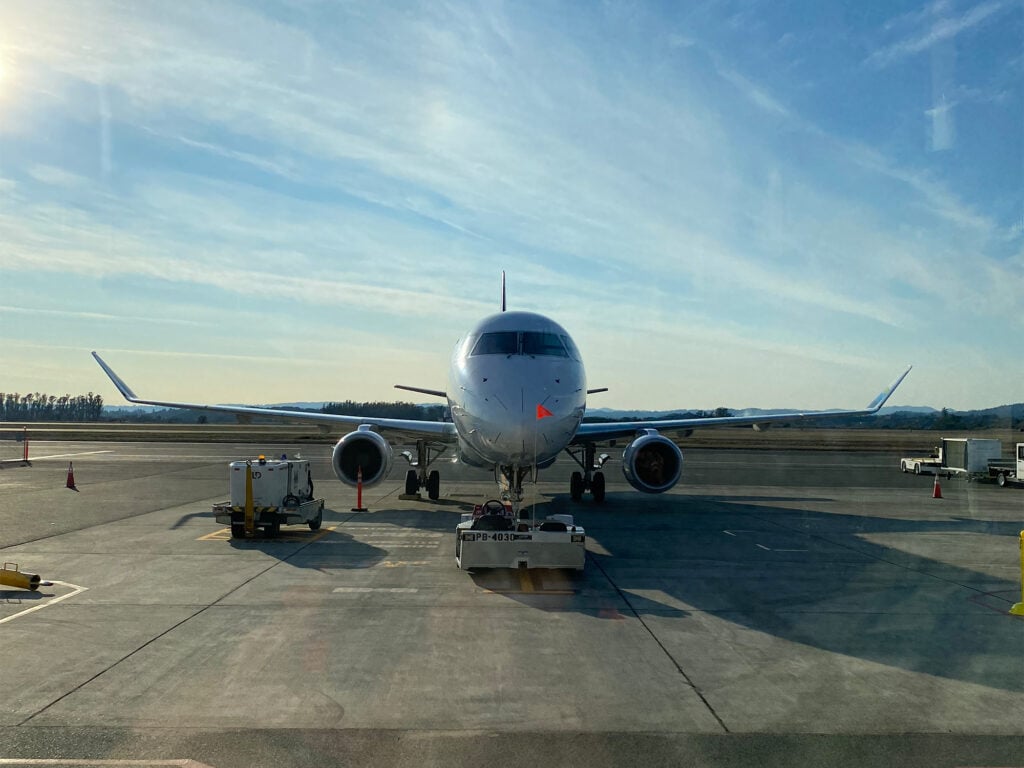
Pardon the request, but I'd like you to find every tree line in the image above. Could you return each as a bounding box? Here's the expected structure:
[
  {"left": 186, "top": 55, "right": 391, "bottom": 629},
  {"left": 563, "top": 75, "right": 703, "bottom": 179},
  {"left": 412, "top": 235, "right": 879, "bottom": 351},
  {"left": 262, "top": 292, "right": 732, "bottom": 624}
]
[
  {"left": 0, "top": 392, "right": 104, "bottom": 422},
  {"left": 321, "top": 400, "right": 449, "bottom": 422}
]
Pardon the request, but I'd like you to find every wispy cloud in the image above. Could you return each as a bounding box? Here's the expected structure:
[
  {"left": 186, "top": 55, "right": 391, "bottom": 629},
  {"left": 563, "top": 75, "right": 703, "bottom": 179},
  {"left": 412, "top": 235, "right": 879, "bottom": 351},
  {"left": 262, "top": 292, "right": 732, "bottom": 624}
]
[
  {"left": 0, "top": 305, "right": 207, "bottom": 327},
  {"left": 0, "top": 2, "right": 1020, "bottom": 407},
  {"left": 866, "top": 0, "right": 1008, "bottom": 69}
]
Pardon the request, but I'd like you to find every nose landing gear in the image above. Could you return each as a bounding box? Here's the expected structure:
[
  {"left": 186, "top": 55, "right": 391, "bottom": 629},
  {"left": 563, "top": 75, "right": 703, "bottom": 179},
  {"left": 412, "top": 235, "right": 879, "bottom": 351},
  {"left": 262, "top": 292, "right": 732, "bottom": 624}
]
[
  {"left": 400, "top": 439, "right": 446, "bottom": 500},
  {"left": 566, "top": 443, "right": 608, "bottom": 502}
]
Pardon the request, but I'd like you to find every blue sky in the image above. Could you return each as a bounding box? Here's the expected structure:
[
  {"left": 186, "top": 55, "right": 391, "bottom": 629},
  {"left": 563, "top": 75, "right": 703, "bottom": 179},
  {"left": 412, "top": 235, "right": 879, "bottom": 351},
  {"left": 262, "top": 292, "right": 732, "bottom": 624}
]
[{"left": 0, "top": 1, "right": 1021, "bottom": 411}]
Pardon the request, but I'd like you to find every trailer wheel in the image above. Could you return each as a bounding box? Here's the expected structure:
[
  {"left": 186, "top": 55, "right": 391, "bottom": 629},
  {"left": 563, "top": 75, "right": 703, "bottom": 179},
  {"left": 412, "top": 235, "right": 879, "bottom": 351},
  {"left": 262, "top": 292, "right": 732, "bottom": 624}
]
[
  {"left": 266, "top": 521, "right": 281, "bottom": 536},
  {"left": 230, "top": 523, "right": 246, "bottom": 539},
  {"left": 998, "top": 472, "right": 1008, "bottom": 487},
  {"left": 309, "top": 509, "right": 323, "bottom": 530}
]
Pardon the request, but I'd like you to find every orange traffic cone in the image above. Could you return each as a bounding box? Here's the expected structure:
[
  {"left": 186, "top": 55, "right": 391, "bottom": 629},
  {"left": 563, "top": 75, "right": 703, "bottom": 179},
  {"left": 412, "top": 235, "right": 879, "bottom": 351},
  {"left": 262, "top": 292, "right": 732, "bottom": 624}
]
[
  {"left": 350, "top": 465, "right": 368, "bottom": 512},
  {"left": 66, "top": 461, "right": 77, "bottom": 490},
  {"left": 932, "top": 474, "right": 942, "bottom": 499}
]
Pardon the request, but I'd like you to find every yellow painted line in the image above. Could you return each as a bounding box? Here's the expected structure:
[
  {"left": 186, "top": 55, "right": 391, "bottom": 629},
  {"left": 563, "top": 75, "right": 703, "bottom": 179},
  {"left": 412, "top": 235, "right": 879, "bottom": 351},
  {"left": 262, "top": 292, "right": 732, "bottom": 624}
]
[
  {"left": 0, "top": 581, "right": 89, "bottom": 626},
  {"left": 195, "top": 532, "right": 228, "bottom": 544},
  {"left": 197, "top": 525, "right": 337, "bottom": 542}
]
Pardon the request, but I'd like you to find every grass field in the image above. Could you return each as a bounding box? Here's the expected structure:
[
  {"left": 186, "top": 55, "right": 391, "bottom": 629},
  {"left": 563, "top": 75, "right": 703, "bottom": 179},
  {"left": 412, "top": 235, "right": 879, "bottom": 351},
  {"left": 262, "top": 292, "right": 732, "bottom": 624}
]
[{"left": 2, "top": 422, "right": 1021, "bottom": 454}]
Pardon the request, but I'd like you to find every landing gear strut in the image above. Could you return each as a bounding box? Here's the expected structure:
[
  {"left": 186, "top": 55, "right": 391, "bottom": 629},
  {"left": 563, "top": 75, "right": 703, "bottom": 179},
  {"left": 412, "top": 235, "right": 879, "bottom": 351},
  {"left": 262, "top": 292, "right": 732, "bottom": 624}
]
[
  {"left": 401, "top": 440, "right": 446, "bottom": 500},
  {"left": 565, "top": 443, "right": 608, "bottom": 502},
  {"left": 496, "top": 464, "right": 532, "bottom": 517}
]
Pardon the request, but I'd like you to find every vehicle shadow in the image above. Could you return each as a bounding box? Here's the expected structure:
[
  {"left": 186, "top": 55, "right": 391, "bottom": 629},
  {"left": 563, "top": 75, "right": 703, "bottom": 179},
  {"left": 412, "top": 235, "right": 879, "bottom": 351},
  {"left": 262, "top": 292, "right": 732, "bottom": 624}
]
[{"left": 214, "top": 506, "right": 388, "bottom": 569}]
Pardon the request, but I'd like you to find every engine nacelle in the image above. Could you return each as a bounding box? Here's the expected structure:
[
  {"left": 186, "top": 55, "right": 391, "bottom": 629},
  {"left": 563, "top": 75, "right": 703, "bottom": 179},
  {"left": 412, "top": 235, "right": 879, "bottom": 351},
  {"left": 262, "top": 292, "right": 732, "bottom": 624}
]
[
  {"left": 621, "top": 430, "right": 683, "bottom": 493},
  {"left": 331, "top": 426, "right": 393, "bottom": 487}
]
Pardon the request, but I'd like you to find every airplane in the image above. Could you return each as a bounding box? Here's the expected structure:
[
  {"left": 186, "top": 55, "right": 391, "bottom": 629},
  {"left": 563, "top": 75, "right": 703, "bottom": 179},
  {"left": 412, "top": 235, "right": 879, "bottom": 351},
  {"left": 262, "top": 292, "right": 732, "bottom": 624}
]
[{"left": 93, "top": 278, "right": 911, "bottom": 510}]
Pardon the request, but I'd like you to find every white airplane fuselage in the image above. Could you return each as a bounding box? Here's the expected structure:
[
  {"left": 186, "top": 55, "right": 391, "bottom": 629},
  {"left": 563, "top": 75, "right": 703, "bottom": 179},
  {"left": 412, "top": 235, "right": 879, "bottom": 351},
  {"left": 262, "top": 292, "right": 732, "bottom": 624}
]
[{"left": 447, "top": 311, "right": 586, "bottom": 469}]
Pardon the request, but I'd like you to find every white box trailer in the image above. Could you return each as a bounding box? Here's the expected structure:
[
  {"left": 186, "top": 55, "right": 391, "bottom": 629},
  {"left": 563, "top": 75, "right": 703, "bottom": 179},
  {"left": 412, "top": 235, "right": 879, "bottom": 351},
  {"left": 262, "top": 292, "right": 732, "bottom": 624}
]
[
  {"left": 940, "top": 438, "right": 1003, "bottom": 477},
  {"left": 213, "top": 457, "right": 324, "bottom": 538}
]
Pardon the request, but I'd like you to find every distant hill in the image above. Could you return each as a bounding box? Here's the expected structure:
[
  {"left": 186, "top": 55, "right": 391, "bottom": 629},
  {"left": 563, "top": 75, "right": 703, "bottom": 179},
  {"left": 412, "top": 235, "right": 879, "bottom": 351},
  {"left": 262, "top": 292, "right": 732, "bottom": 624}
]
[
  {"left": 585, "top": 405, "right": 940, "bottom": 419},
  {"left": 583, "top": 404, "right": 1021, "bottom": 431}
]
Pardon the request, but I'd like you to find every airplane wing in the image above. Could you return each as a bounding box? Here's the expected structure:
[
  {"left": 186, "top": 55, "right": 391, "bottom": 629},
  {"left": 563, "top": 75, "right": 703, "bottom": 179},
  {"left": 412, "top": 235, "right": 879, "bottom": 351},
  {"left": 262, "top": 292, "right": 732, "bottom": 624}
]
[
  {"left": 574, "top": 365, "right": 912, "bottom": 443},
  {"left": 92, "top": 352, "right": 457, "bottom": 440}
]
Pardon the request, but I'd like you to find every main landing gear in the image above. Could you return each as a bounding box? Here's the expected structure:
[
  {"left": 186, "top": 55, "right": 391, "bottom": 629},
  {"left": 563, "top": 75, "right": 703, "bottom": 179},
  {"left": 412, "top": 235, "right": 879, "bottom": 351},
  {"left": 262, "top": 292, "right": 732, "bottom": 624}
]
[
  {"left": 400, "top": 439, "right": 446, "bottom": 500},
  {"left": 565, "top": 443, "right": 609, "bottom": 502}
]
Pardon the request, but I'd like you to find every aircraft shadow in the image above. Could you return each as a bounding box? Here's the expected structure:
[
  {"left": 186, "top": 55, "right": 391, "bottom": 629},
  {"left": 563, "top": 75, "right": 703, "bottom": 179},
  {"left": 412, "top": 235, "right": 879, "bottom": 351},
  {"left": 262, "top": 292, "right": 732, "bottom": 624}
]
[{"left": 369, "top": 491, "right": 1023, "bottom": 692}]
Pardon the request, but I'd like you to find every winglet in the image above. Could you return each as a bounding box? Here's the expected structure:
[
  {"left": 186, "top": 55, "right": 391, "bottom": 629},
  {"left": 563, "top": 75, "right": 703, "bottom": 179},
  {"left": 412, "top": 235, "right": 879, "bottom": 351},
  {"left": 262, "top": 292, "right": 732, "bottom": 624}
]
[
  {"left": 91, "top": 351, "right": 139, "bottom": 402},
  {"left": 865, "top": 365, "right": 912, "bottom": 412}
]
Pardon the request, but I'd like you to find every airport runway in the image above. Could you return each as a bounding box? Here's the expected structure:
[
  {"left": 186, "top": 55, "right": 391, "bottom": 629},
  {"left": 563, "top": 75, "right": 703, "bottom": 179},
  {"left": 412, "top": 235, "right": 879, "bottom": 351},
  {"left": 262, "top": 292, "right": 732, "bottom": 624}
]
[{"left": 1, "top": 440, "right": 1023, "bottom": 767}]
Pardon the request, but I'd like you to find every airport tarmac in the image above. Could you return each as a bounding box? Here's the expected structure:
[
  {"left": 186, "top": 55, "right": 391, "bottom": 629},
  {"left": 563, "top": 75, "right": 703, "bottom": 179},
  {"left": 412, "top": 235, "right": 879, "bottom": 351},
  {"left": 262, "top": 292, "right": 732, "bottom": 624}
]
[{"left": 0, "top": 439, "right": 1022, "bottom": 767}]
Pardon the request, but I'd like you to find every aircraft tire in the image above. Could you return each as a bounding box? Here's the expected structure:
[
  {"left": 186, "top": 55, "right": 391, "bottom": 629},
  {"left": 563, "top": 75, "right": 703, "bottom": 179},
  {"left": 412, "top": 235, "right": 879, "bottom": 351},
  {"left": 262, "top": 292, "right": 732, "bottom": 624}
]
[
  {"left": 427, "top": 470, "right": 440, "bottom": 500},
  {"left": 592, "top": 471, "right": 606, "bottom": 502},
  {"left": 405, "top": 469, "right": 419, "bottom": 495},
  {"left": 570, "top": 472, "right": 583, "bottom": 501}
]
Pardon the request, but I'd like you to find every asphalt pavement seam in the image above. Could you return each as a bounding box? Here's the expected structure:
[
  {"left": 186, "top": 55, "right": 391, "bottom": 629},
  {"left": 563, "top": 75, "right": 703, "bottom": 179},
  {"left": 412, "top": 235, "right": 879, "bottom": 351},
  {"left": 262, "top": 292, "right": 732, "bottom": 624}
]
[{"left": 584, "top": 550, "right": 731, "bottom": 734}]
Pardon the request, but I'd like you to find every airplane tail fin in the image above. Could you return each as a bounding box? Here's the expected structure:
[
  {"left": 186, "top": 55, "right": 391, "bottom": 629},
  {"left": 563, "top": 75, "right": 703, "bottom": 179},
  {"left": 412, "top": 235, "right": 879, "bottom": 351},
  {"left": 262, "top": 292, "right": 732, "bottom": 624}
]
[{"left": 501, "top": 270, "right": 506, "bottom": 312}]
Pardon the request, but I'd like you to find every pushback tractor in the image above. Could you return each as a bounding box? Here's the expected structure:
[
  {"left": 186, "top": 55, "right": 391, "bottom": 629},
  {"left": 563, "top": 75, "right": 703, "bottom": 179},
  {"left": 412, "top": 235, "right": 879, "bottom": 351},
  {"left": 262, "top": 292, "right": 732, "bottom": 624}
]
[
  {"left": 212, "top": 455, "right": 325, "bottom": 538},
  {"left": 455, "top": 500, "right": 586, "bottom": 571}
]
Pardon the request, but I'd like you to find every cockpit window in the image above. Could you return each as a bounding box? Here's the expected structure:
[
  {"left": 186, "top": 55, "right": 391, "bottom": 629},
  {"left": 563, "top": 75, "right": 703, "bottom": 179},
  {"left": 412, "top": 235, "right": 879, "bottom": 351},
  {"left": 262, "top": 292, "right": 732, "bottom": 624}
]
[
  {"left": 471, "top": 332, "right": 518, "bottom": 356},
  {"left": 560, "top": 334, "right": 581, "bottom": 361},
  {"left": 522, "top": 332, "right": 569, "bottom": 357},
  {"left": 470, "top": 331, "right": 573, "bottom": 357}
]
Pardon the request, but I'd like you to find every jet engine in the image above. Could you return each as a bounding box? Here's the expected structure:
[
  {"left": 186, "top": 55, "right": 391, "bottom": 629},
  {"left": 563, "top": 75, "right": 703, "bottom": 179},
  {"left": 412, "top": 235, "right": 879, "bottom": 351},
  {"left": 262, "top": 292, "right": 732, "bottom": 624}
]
[
  {"left": 331, "top": 426, "right": 393, "bottom": 487},
  {"left": 621, "top": 430, "right": 683, "bottom": 493}
]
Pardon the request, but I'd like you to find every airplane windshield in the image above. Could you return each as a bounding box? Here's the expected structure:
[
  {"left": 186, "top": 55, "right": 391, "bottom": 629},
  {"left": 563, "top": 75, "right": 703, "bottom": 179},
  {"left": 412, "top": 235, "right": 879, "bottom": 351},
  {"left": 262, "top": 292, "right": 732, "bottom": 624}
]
[
  {"left": 522, "top": 332, "right": 569, "bottom": 357},
  {"left": 471, "top": 331, "right": 571, "bottom": 357},
  {"left": 471, "top": 332, "right": 519, "bottom": 356}
]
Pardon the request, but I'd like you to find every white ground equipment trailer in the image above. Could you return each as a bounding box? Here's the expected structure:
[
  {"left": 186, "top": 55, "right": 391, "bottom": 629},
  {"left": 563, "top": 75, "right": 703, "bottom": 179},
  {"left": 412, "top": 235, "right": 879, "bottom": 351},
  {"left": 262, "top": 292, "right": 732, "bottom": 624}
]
[
  {"left": 940, "top": 438, "right": 1003, "bottom": 480},
  {"left": 455, "top": 500, "right": 586, "bottom": 571},
  {"left": 900, "top": 438, "right": 1002, "bottom": 480},
  {"left": 213, "top": 456, "right": 324, "bottom": 538}
]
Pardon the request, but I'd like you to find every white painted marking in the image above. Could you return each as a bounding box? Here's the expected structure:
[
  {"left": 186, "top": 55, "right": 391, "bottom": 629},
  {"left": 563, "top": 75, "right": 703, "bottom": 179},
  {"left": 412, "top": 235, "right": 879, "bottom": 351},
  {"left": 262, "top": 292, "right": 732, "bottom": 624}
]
[
  {"left": 0, "top": 760, "right": 214, "bottom": 766},
  {"left": 0, "top": 581, "right": 89, "bottom": 625},
  {"left": 755, "top": 544, "right": 771, "bottom": 551},
  {"left": 332, "top": 587, "right": 419, "bottom": 594},
  {"left": 723, "top": 530, "right": 737, "bottom": 536},
  {"left": 28, "top": 450, "right": 114, "bottom": 460}
]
